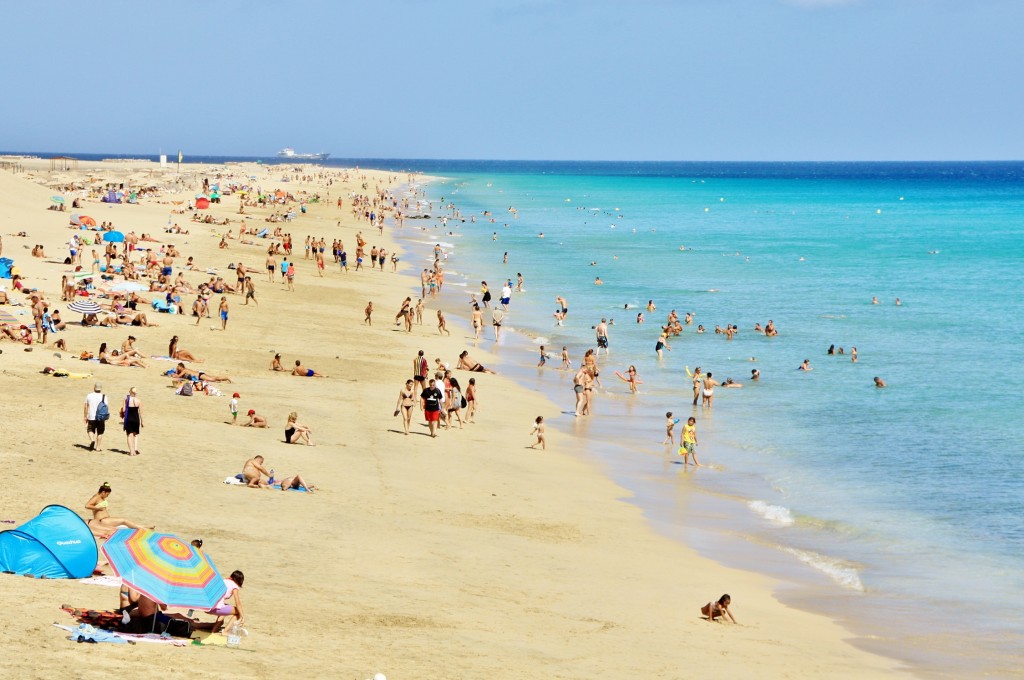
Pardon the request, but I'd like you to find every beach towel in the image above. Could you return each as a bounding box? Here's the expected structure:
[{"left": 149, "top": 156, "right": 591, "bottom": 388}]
[
  {"left": 61, "top": 605, "right": 123, "bottom": 629},
  {"left": 79, "top": 574, "right": 122, "bottom": 588},
  {"left": 54, "top": 623, "right": 128, "bottom": 644},
  {"left": 270, "top": 484, "right": 311, "bottom": 492},
  {"left": 52, "top": 623, "right": 188, "bottom": 646}
]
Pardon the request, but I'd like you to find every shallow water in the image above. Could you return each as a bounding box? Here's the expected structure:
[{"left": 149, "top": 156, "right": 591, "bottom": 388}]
[{"left": 391, "top": 161, "right": 1024, "bottom": 676}]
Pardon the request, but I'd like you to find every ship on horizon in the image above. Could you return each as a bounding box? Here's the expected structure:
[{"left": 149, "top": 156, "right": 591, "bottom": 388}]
[{"left": 276, "top": 147, "right": 330, "bottom": 161}]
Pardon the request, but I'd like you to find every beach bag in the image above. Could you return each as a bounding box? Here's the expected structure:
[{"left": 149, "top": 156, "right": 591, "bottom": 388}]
[
  {"left": 461, "top": 394, "right": 468, "bottom": 409},
  {"left": 179, "top": 382, "right": 194, "bottom": 397},
  {"left": 95, "top": 396, "right": 110, "bottom": 422}
]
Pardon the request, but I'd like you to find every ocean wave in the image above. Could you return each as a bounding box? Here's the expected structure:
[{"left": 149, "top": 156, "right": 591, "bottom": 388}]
[
  {"left": 748, "top": 500, "right": 795, "bottom": 526},
  {"left": 782, "top": 547, "right": 865, "bottom": 591}
]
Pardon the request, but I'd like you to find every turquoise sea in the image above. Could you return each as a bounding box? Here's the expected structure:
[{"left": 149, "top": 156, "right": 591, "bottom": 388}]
[{"left": 389, "top": 161, "right": 1024, "bottom": 676}]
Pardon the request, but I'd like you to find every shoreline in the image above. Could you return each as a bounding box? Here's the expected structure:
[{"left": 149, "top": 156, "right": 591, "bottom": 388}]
[
  {"left": 390, "top": 175, "right": 1020, "bottom": 678},
  {"left": 0, "top": 158, "right": 928, "bottom": 678}
]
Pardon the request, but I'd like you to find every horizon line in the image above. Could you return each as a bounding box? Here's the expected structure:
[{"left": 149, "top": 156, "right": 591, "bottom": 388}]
[{"left": 1, "top": 150, "right": 1022, "bottom": 164}]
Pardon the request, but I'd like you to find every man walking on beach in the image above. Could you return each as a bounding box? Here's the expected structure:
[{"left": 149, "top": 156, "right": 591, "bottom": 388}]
[
  {"left": 420, "top": 378, "right": 443, "bottom": 438},
  {"left": 84, "top": 382, "right": 107, "bottom": 452}
]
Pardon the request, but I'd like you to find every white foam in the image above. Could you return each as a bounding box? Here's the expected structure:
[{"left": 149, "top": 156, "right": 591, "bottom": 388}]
[
  {"left": 783, "top": 547, "right": 865, "bottom": 591},
  {"left": 534, "top": 337, "right": 549, "bottom": 345},
  {"left": 748, "top": 500, "right": 795, "bottom": 526}
]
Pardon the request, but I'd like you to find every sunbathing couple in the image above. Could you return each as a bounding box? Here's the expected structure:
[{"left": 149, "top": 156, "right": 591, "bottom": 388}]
[
  {"left": 242, "top": 455, "right": 317, "bottom": 492},
  {"left": 269, "top": 353, "right": 326, "bottom": 378}
]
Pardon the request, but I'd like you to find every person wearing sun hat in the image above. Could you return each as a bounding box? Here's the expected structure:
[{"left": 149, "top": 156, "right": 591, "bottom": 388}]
[{"left": 243, "top": 409, "right": 268, "bottom": 428}]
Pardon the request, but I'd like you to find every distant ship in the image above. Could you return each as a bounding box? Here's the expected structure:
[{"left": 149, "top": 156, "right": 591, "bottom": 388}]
[{"left": 276, "top": 147, "right": 330, "bottom": 161}]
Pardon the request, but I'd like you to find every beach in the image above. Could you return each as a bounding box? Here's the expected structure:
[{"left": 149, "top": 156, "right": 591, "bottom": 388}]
[{"left": 0, "top": 155, "right": 918, "bottom": 678}]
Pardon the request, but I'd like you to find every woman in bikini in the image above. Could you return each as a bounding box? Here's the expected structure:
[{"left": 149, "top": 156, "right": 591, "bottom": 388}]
[
  {"left": 465, "top": 378, "right": 477, "bottom": 423},
  {"left": 277, "top": 473, "right": 317, "bottom": 493},
  {"left": 394, "top": 379, "right": 416, "bottom": 435},
  {"left": 98, "top": 343, "right": 148, "bottom": 368},
  {"left": 168, "top": 335, "right": 203, "bottom": 363},
  {"left": 285, "top": 412, "right": 314, "bottom": 445},
  {"left": 85, "top": 483, "right": 153, "bottom": 538},
  {"left": 457, "top": 351, "right": 496, "bottom": 374}
]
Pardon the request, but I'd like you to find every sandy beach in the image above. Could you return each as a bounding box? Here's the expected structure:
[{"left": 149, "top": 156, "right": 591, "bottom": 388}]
[{"left": 0, "top": 156, "right": 908, "bottom": 679}]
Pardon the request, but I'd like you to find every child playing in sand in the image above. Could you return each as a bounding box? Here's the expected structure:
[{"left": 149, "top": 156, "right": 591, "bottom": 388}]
[
  {"left": 663, "top": 412, "right": 680, "bottom": 445},
  {"left": 530, "top": 416, "right": 546, "bottom": 450},
  {"left": 701, "top": 594, "right": 737, "bottom": 623},
  {"left": 364, "top": 301, "right": 373, "bottom": 325},
  {"left": 680, "top": 417, "right": 700, "bottom": 466},
  {"left": 244, "top": 409, "right": 268, "bottom": 428}
]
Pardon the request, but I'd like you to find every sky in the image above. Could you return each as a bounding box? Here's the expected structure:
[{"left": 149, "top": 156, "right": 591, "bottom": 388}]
[{"left": 4, "top": 0, "right": 1022, "bottom": 161}]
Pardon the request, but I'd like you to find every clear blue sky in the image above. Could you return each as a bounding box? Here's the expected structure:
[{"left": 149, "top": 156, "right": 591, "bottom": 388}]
[{"left": 5, "top": 0, "right": 1021, "bottom": 160}]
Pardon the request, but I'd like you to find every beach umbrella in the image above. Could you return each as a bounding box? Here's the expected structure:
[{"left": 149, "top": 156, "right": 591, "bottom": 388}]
[
  {"left": 195, "top": 197, "right": 210, "bottom": 210},
  {"left": 67, "top": 300, "right": 103, "bottom": 315},
  {"left": 70, "top": 214, "right": 83, "bottom": 226},
  {"left": 51, "top": 195, "right": 65, "bottom": 204},
  {"left": 79, "top": 216, "right": 97, "bottom": 227},
  {"left": 73, "top": 271, "right": 96, "bottom": 280},
  {"left": 109, "top": 281, "right": 148, "bottom": 293},
  {"left": 103, "top": 231, "right": 126, "bottom": 243},
  {"left": 102, "top": 528, "right": 226, "bottom": 610}
]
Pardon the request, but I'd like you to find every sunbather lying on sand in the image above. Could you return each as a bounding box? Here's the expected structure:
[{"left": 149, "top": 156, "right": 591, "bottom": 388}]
[{"left": 172, "top": 362, "right": 232, "bottom": 382}]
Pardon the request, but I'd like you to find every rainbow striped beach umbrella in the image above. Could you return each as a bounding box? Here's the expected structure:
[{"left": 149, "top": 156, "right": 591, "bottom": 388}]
[{"left": 102, "top": 528, "right": 226, "bottom": 609}]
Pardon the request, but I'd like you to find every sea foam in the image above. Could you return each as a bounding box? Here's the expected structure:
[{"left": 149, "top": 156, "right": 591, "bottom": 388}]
[{"left": 748, "top": 500, "right": 795, "bottom": 526}]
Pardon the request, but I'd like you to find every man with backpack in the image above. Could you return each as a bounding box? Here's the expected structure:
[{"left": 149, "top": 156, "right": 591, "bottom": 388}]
[{"left": 84, "top": 382, "right": 109, "bottom": 451}]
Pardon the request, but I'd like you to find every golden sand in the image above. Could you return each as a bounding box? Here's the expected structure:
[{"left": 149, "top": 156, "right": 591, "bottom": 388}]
[{"left": 0, "top": 157, "right": 906, "bottom": 678}]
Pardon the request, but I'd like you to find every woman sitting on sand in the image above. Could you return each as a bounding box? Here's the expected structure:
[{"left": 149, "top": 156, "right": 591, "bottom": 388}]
[
  {"left": 98, "top": 342, "right": 149, "bottom": 368},
  {"left": 206, "top": 570, "right": 246, "bottom": 633},
  {"left": 85, "top": 482, "right": 153, "bottom": 538},
  {"left": 270, "top": 353, "right": 285, "bottom": 371},
  {"left": 168, "top": 335, "right": 203, "bottom": 363},
  {"left": 285, "top": 412, "right": 314, "bottom": 446},
  {"left": 457, "top": 351, "right": 495, "bottom": 374},
  {"left": 701, "top": 594, "right": 738, "bottom": 623}
]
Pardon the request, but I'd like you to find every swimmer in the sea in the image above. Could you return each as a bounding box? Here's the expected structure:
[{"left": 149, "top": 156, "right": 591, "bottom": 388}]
[
  {"left": 874, "top": 376, "right": 886, "bottom": 388},
  {"left": 799, "top": 359, "right": 812, "bottom": 371}
]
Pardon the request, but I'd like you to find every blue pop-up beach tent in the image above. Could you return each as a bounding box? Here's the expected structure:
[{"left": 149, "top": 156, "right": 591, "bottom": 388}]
[{"left": 0, "top": 505, "right": 97, "bottom": 578}]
